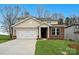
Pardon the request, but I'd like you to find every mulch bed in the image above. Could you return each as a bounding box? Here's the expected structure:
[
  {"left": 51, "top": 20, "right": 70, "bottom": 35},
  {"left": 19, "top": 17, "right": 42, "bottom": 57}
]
[{"left": 68, "top": 44, "right": 79, "bottom": 50}]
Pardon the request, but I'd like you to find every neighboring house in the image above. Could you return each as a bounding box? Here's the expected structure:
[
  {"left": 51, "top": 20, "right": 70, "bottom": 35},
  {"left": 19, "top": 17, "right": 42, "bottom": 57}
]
[
  {"left": 12, "top": 16, "right": 66, "bottom": 39},
  {"left": 65, "top": 23, "right": 79, "bottom": 40}
]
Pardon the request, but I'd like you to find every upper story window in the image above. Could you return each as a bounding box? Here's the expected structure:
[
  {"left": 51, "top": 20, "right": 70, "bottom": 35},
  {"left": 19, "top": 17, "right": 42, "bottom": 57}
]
[
  {"left": 47, "top": 21, "right": 51, "bottom": 23},
  {"left": 75, "top": 25, "right": 79, "bottom": 29},
  {"left": 51, "top": 21, "right": 58, "bottom": 24}
]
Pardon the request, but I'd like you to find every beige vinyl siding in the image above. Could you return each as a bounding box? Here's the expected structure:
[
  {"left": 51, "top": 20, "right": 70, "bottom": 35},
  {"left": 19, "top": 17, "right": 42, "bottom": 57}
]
[
  {"left": 15, "top": 19, "right": 40, "bottom": 27},
  {"left": 42, "top": 21, "right": 58, "bottom": 24},
  {"left": 51, "top": 21, "right": 58, "bottom": 24}
]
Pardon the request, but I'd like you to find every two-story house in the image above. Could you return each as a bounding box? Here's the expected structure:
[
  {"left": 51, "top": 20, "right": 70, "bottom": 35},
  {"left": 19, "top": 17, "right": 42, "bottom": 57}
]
[{"left": 12, "top": 16, "right": 66, "bottom": 40}]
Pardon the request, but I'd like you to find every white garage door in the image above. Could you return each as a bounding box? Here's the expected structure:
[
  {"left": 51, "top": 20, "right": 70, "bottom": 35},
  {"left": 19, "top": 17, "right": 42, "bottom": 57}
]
[{"left": 16, "top": 28, "right": 38, "bottom": 39}]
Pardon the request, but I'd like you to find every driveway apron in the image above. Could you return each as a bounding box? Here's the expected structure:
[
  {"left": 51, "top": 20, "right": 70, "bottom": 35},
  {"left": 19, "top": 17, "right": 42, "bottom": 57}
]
[{"left": 0, "top": 39, "right": 36, "bottom": 55}]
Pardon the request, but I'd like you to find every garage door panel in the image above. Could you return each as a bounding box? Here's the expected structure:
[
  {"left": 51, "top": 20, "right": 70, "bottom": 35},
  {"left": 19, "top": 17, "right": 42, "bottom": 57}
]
[{"left": 16, "top": 28, "right": 38, "bottom": 39}]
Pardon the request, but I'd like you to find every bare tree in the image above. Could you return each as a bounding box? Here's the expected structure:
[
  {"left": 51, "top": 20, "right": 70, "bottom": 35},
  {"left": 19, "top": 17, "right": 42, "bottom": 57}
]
[
  {"left": 52, "top": 13, "right": 58, "bottom": 20},
  {"left": 70, "top": 15, "right": 79, "bottom": 24},
  {"left": 36, "top": 6, "right": 51, "bottom": 18},
  {"left": 36, "top": 6, "right": 45, "bottom": 18},
  {"left": 51, "top": 13, "right": 64, "bottom": 24},
  {"left": 36, "top": 6, "right": 65, "bottom": 24},
  {"left": 21, "top": 8, "right": 29, "bottom": 17},
  {"left": 59, "top": 18, "right": 64, "bottom": 24},
  {"left": 65, "top": 17, "right": 71, "bottom": 25},
  {"left": 0, "top": 6, "right": 21, "bottom": 39},
  {"left": 43, "top": 10, "right": 51, "bottom": 18},
  {"left": 58, "top": 13, "right": 64, "bottom": 24}
]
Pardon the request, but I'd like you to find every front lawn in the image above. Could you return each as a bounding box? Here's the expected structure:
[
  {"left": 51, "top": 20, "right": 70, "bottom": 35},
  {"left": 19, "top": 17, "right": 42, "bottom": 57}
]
[
  {"left": 35, "top": 40, "right": 79, "bottom": 55},
  {"left": 0, "top": 35, "right": 10, "bottom": 43}
]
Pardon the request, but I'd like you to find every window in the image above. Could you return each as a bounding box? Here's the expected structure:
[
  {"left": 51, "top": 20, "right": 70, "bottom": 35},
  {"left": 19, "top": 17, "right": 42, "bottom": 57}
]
[
  {"left": 75, "top": 25, "right": 79, "bottom": 29},
  {"left": 52, "top": 28, "right": 60, "bottom": 35},
  {"left": 57, "top": 28, "right": 60, "bottom": 35},
  {"left": 52, "top": 28, "right": 55, "bottom": 35}
]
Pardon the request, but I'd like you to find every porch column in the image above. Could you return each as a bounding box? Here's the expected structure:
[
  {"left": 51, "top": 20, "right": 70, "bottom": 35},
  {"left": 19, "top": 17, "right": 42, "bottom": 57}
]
[
  {"left": 39, "top": 27, "right": 41, "bottom": 38},
  {"left": 48, "top": 27, "right": 49, "bottom": 38}
]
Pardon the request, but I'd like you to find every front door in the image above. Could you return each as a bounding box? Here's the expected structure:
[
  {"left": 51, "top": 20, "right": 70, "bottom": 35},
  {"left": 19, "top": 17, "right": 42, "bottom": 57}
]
[{"left": 41, "top": 27, "right": 47, "bottom": 38}]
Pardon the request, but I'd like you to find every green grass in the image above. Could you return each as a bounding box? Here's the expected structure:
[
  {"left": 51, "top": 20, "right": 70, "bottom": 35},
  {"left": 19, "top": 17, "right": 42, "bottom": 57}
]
[
  {"left": 0, "top": 35, "right": 10, "bottom": 43},
  {"left": 35, "top": 40, "right": 79, "bottom": 55}
]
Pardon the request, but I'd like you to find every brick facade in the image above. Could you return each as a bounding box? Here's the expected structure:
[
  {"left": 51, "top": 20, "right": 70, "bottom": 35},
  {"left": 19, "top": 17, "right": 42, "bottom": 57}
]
[{"left": 49, "top": 27, "right": 64, "bottom": 39}]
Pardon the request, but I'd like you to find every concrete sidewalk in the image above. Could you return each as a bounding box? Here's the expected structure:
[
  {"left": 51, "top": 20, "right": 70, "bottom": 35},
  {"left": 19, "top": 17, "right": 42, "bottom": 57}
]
[{"left": 0, "top": 39, "right": 36, "bottom": 55}]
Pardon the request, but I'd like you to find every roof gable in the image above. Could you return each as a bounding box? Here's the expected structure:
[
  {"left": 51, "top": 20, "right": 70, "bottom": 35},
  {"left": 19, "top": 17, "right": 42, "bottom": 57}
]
[
  {"left": 12, "top": 16, "right": 41, "bottom": 27},
  {"left": 39, "top": 23, "right": 51, "bottom": 27}
]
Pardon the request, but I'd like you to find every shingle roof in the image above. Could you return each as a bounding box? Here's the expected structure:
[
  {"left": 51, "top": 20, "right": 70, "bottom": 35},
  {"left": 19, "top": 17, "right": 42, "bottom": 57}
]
[
  {"left": 12, "top": 16, "right": 41, "bottom": 27},
  {"left": 33, "top": 17, "right": 58, "bottom": 21},
  {"left": 51, "top": 24, "right": 67, "bottom": 27},
  {"left": 16, "top": 15, "right": 58, "bottom": 22},
  {"left": 66, "top": 23, "right": 79, "bottom": 28}
]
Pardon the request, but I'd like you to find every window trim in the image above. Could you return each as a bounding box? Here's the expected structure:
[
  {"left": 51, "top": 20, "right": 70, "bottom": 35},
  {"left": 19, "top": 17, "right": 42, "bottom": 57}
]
[
  {"left": 57, "top": 28, "right": 60, "bottom": 35},
  {"left": 51, "top": 28, "right": 55, "bottom": 35},
  {"left": 51, "top": 27, "right": 60, "bottom": 36},
  {"left": 75, "top": 25, "right": 79, "bottom": 29}
]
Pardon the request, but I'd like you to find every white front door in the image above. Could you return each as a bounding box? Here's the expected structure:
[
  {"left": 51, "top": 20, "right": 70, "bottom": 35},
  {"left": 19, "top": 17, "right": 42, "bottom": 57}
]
[{"left": 16, "top": 28, "right": 38, "bottom": 39}]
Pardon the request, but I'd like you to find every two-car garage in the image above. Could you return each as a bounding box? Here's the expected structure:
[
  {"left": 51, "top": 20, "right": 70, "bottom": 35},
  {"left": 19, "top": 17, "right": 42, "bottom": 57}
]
[
  {"left": 16, "top": 28, "right": 38, "bottom": 39},
  {"left": 12, "top": 16, "right": 41, "bottom": 39}
]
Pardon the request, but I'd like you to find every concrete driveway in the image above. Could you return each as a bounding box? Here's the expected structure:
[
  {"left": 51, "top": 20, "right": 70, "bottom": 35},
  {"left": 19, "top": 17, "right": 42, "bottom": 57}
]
[{"left": 0, "top": 39, "right": 36, "bottom": 55}]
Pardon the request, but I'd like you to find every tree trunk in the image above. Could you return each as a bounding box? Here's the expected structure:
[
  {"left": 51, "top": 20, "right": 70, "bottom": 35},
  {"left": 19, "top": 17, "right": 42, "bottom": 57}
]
[
  {"left": 10, "top": 33, "right": 12, "bottom": 39},
  {"left": 9, "top": 27, "right": 13, "bottom": 40}
]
